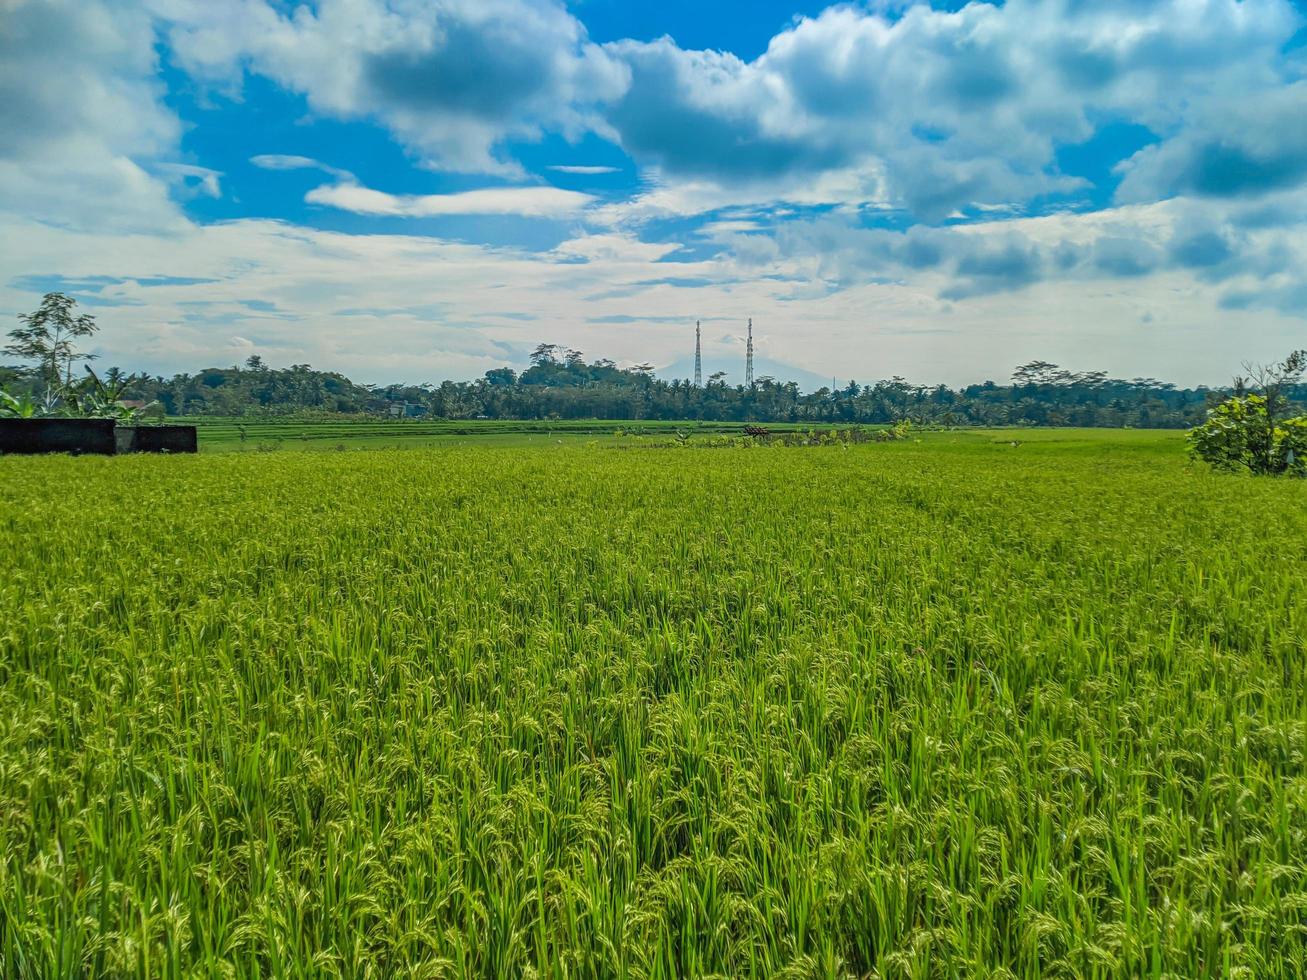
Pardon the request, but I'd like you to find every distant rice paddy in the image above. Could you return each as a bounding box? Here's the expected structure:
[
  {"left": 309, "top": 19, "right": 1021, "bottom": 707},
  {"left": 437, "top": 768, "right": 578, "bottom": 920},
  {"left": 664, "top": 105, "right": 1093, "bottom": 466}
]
[{"left": 183, "top": 417, "right": 844, "bottom": 453}]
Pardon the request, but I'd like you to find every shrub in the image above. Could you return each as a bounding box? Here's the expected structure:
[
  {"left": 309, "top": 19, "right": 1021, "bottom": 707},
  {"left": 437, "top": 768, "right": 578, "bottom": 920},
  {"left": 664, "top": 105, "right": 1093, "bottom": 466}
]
[{"left": 1188, "top": 394, "right": 1307, "bottom": 476}]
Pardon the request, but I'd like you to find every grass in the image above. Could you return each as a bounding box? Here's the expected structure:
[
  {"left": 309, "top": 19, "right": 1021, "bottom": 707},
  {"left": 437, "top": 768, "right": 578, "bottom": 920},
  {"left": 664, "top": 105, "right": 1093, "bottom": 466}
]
[
  {"left": 177, "top": 418, "right": 874, "bottom": 453},
  {"left": 1, "top": 429, "right": 1304, "bottom": 977}
]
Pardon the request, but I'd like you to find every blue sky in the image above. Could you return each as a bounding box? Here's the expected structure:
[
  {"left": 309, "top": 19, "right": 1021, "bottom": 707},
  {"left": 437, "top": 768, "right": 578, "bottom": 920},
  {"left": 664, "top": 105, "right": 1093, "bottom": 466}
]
[{"left": 2, "top": 0, "right": 1306, "bottom": 387}]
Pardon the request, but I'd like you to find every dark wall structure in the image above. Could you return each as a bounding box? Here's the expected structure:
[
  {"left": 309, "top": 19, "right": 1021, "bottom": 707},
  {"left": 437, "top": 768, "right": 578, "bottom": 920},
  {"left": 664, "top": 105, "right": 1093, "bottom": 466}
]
[
  {"left": 114, "top": 425, "right": 199, "bottom": 454},
  {"left": 0, "top": 420, "right": 197, "bottom": 455},
  {"left": 114, "top": 426, "right": 137, "bottom": 454},
  {"left": 0, "top": 419, "right": 118, "bottom": 455}
]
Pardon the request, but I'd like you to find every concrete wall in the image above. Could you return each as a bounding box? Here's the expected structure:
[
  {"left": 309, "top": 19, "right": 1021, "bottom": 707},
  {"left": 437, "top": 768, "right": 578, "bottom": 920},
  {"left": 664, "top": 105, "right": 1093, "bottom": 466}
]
[
  {"left": 131, "top": 425, "right": 198, "bottom": 453},
  {"left": 0, "top": 420, "right": 198, "bottom": 455},
  {"left": 0, "top": 419, "right": 117, "bottom": 455}
]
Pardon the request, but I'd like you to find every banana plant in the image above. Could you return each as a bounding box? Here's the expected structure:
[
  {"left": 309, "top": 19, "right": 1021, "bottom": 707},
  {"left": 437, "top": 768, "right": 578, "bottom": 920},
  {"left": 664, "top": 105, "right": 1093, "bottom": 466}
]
[
  {"left": 63, "top": 367, "right": 161, "bottom": 422},
  {"left": 0, "top": 389, "right": 44, "bottom": 418}
]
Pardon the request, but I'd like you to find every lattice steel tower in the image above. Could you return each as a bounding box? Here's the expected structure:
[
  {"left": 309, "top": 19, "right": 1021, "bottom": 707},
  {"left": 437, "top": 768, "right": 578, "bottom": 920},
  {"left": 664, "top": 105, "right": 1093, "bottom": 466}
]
[
  {"left": 694, "top": 320, "right": 702, "bottom": 387},
  {"left": 745, "top": 318, "right": 754, "bottom": 387}
]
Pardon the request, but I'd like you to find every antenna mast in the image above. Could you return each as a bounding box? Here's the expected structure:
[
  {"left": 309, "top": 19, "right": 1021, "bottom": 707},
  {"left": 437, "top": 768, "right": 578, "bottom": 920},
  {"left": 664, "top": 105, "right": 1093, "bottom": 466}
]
[
  {"left": 745, "top": 318, "right": 754, "bottom": 387},
  {"left": 694, "top": 320, "right": 702, "bottom": 387}
]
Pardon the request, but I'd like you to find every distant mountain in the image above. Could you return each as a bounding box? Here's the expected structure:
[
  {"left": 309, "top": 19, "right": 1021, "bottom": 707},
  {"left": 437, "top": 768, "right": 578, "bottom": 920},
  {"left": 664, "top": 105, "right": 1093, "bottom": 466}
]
[{"left": 656, "top": 354, "right": 834, "bottom": 393}]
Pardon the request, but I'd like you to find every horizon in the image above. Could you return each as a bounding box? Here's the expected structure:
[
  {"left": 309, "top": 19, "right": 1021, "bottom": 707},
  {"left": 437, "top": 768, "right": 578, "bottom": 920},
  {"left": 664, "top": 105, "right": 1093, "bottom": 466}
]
[
  {"left": 101, "top": 340, "right": 1236, "bottom": 395},
  {"left": 4, "top": 0, "right": 1307, "bottom": 387}
]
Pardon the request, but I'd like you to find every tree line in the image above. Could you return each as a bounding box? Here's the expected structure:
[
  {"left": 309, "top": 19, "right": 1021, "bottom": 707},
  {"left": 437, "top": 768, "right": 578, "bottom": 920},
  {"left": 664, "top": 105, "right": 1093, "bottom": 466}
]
[{"left": 4, "top": 293, "right": 1301, "bottom": 428}]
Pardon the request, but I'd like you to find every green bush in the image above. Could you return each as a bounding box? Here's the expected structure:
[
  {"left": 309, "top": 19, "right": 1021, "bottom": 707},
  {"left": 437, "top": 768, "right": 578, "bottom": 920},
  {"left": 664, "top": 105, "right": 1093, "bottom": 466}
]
[{"left": 1188, "top": 394, "right": 1307, "bottom": 476}]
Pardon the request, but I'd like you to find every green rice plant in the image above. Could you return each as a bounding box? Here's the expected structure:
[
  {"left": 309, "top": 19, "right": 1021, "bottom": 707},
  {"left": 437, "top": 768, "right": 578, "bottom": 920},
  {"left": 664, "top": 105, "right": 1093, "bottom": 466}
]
[{"left": 0, "top": 429, "right": 1304, "bottom": 978}]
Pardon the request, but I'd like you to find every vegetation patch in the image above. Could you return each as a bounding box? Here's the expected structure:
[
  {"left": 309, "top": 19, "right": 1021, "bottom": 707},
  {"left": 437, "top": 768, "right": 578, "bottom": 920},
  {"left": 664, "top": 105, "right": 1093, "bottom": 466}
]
[
  {"left": 1188, "top": 352, "right": 1307, "bottom": 477},
  {"left": 649, "top": 423, "right": 915, "bottom": 449}
]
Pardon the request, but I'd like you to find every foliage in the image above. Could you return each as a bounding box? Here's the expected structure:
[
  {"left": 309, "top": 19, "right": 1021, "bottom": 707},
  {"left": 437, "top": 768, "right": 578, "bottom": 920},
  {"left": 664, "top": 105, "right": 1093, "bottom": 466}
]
[
  {"left": 0, "top": 352, "right": 1266, "bottom": 428},
  {"left": 659, "top": 424, "right": 913, "bottom": 449},
  {"left": 1189, "top": 352, "right": 1307, "bottom": 476},
  {"left": 3, "top": 292, "right": 160, "bottom": 423},
  {"left": 3, "top": 292, "right": 98, "bottom": 389},
  {"left": 0, "top": 368, "right": 161, "bottom": 423},
  {"left": 1, "top": 303, "right": 1296, "bottom": 428},
  {"left": 63, "top": 366, "right": 162, "bottom": 423},
  {"left": 0, "top": 389, "right": 41, "bottom": 419},
  {"left": 1, "top": 433, "right": 1305, "bottom": 976},
  {"left": 0, "top": 387, "right": 66, "bottom": 420},
  {"left": 1188, "top": 394, "right": 1307, "bottom": 476}
]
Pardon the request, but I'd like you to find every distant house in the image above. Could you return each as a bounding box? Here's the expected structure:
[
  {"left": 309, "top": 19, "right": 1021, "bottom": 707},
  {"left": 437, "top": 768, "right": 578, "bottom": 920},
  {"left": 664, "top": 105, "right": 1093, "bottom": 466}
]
[
  {"left": 118, "top": 399, "right": 150, "bottom": 411},
  {"left": 388, "top": 402, "right": 427, "bottom": 418}
]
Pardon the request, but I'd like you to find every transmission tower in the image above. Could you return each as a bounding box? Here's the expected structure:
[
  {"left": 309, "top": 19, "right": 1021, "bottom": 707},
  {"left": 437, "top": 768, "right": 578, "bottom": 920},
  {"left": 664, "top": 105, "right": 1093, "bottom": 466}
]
[
  {"left": 745, "top": 318, "right": 754, "bottom": 387},
  {"left": 694, "top": 320, "right": 702, "bottom": 387}
]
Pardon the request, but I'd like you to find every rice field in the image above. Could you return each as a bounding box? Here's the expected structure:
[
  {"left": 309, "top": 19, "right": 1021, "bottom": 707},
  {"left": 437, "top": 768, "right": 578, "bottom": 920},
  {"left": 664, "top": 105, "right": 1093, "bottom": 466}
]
[
  {"left": 184, "top": 418, "right": 853, "bottom": 453},
  {"left": 1, "top": 430, "right": 1304, "bottom": 978}
]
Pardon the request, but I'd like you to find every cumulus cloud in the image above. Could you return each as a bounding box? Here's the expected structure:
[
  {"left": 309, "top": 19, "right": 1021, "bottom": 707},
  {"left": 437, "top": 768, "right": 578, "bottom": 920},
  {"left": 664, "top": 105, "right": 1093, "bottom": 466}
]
[
  {"left": 9, "top": 0, "right": 1306, "bottom": 236},
  {"left": 742, "top": 189, "right": 1307, "bottom": 311},
  {"left": 6, "top": 206, "right": 1303, "bottom": 389},
  {"left": 154, "top": 0, "right": 629, "bottom": 174},
  {"left": 1115, "top": 83, "right": 1307, "bottom": 203},
  {"left": 598, "top": 0, "right": 1303, "bottom": 220},
  {"left": 138, "top": 0, "right": 1306, "bottom": 223},
  {"left": 943, "top": 238, "right": 1045, "bottom": 300},
  {"left": 5, "top": 0, "right": 1307, "bottom": 384},
  {"left": 0, "top": 213, "right": 737, "bottom": 381},
  {"left": 0, "top": 0, "right": 187, "bottom": 230}
]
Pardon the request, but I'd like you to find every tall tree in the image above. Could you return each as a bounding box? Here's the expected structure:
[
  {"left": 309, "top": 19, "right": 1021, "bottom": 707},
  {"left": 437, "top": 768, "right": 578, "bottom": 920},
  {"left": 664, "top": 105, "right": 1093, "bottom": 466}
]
[
  {"left": 4, "top": 292, "right": 99, "bottom": 390},
  {"left": 530, "top": 344, "right": 562, "bottom": 366}
]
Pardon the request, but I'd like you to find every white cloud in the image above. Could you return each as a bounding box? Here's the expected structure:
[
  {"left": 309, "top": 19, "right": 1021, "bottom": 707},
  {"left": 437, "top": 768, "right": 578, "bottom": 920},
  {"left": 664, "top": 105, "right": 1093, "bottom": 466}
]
[
  {"left": 599, "top": 0, "right": 1303, "bottom": 220},
  {"left": 0, "top": 0, "right": 187, "bottom": 230},
  {"left": 548, "top": 165, "right": 621, "bottom": 175},
  {"left": 5, "top": 197, "right": 1305, "bottom": 388},
  {"left": 304, "top": 182, "right": 594, "bottom": 217},
  {"left": 730, "top": 190, "right": 1307, "bottom": 315},
  {"left": 250, "top": 154, "right": 356, "bottom": 182},
  {"left": 590, "top": 164, "right": 890, "bottom": 227},
  {"left": 4, "top": 0, "right": 1307, "bottom": 389},
  {"left": 157, "top": 163, "right": 223, "bottom": 199},
  {"left": 1115, "top": 82, "right": 1307, "bottom": 203},
  {"left": 0, "top": 215, "right": 734, "bottom": 381},
  {"left": 137, "top": 0, "right": 1307, "bottom": 225},
  {"left": 154, "top": 0, "right": 630, "bottom": 174}
]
